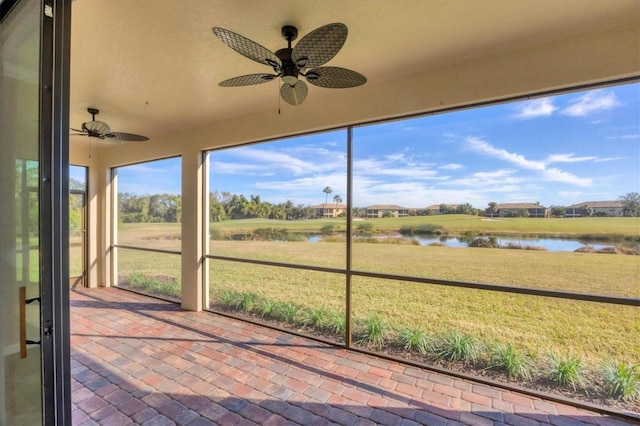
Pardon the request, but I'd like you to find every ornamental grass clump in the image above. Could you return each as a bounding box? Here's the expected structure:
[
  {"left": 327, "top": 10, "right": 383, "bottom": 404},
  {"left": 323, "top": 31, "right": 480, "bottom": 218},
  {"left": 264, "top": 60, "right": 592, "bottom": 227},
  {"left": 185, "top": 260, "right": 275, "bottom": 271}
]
[
  {"left": 602, "top": 360, "right": 640, "bottom": 401},
  {"left": 275, "top": 302, "right": 299, "bottom": 324},
  {"left": 397, "top": 327, "right": 434, "bottom": 355},
  {"left": 127, "top": 272, "right": 181, "bottom": 299},
  {"left": 258, "top": 298, "right": 277, "bottom": 318},
  {"left": 328, "top": 312, "right": 346, "bottom": 335},
  {"left": 300, "top": 307, "right": 330, "bottom": 330},
  {"left": 547, "top": 353, "right": 586, "bottom": 390},
  {"left": 436, "top": 331, "right": 483, "bottom": 364},
  {"left": 490, "top": 343, "right": 532, "bottom": 381},
  {"left": 235, "top": 292, "right": 259, "bottom": 312},
  {"left": 355, "top": 313, "right": 389, "bottom": 349}
]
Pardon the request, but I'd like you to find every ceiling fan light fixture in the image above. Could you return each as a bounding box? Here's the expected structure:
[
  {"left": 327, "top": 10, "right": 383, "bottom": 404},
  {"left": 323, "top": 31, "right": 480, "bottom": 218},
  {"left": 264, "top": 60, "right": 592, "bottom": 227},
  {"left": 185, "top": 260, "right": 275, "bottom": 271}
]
[
  {"left": 82, "top": 120, "right": 110, "bottom": 135},
  {"left": 282, "top": 75, "right": 298, "bottom": 87}
]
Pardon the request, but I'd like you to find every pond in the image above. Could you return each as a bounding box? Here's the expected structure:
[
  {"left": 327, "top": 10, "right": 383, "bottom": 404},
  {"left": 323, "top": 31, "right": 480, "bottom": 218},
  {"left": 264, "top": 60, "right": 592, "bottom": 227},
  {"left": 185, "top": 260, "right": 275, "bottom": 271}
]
[
  {"left": 409, "top": 236, "right": 614, "bottom": 252},
  {"left": 308, "top": 234, "right": 626, "bottom": 252}
]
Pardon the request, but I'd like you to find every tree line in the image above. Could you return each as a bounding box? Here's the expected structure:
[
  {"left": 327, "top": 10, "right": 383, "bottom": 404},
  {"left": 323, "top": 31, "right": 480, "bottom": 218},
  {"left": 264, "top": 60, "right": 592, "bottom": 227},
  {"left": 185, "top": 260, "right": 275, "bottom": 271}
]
[
  {"left": 116, "top": 191, "right": 640, "bottom": 223},
  {"left": 119, "top": 193, "right": 182, "bottom": 223}
]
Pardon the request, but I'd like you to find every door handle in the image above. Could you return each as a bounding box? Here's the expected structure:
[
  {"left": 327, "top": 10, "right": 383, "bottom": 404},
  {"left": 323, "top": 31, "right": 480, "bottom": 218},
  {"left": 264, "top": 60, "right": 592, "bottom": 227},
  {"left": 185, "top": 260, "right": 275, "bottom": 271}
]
[{"left": 19, "top": 287, "right": 41, "bottom": 359}]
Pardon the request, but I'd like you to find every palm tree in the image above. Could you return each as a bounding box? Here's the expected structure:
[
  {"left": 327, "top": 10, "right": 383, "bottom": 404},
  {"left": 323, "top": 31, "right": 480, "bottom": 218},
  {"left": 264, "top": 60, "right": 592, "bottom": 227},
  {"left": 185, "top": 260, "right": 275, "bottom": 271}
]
[
  {"left": 323, "top": 186, "right": 332, "bottom": 217},
  {"left": 487, "top": 202, "right": 498, "bottom": 218},
  {"left": 333, "top": 194, "right": 343, "bottom": 218}
]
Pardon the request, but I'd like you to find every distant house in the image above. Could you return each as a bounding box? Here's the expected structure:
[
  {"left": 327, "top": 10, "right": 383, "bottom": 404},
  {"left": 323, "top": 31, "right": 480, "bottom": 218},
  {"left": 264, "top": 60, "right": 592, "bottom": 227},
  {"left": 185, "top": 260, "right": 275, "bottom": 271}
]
[
  {"left": 312, "top": 203, "right": 347, "bottom": 218},
  {"left": 425, "top": 204, "right": 459, "bottom": 215},
  {"left": 495, "top": 203, "right": 547, "bottom": 218},
  {"left": 565, "top": 201, "right": 625, "bottom": 217},
  {"left": 365, "top": 204, "right": 409, "bottom": 218}
]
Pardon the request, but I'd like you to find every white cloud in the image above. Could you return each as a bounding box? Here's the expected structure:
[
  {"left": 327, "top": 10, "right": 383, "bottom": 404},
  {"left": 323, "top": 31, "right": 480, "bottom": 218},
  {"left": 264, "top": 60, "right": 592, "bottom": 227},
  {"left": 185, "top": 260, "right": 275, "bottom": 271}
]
[
  {"left": 210, "top": 161, "right": 274, "bottom": 176},
  {"left": 513, "top": 98, "right": 557, "bottom": 119},
  {"left": 354, "top": 158, "right": 443, "bottom": 180},
  {"left": 465, "top": 137, "right": 593, "bottom": 188},
  {"left": 606, "top": 134, "right": 639, "bottom": 140},
  {"left": 466, "top": 137, "right": 545, "bottom": 170},
  {"left": 385, "top": 153, "right": 405, "bottom": 161},
  {"left": 440, "top": 163, "right": 464, "bottom": 170},
  {"left": 561, "top": 90, "right": 621, "bottom": 117},
  {"left": 545, "top": 153, "right": 597, "bottom": 164},
  {"left": 593, "top": 157, "right": 627, "bottom": 162},
  {"left": 542, "top": 168, "right": 592, "bottom": 187},
  {"left": 445, "top": 169, "right": 525, "bottom": 188},
  {"left": 558, "top": 191, "right": 583, "bottom": 199}
]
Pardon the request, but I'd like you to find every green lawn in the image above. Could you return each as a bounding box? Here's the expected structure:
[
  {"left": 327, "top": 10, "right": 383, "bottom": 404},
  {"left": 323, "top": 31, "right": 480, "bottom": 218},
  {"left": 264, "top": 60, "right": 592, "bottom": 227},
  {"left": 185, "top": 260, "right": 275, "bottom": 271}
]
[
  {"left": 205, "top": 253, "right": 639, "bottom": 363},
  {"left": 205, "top": 215, "right": 640, "bottom": 238},
  {"left": 114, "top": 219, "right": 640, "bottom": 366}
]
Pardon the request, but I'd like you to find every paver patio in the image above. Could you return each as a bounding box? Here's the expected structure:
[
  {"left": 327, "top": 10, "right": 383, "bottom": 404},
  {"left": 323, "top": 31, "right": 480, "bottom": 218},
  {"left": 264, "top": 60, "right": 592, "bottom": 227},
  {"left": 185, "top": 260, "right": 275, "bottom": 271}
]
[{"left": 70, "top": 287, "right": 636, "bottom": 425}]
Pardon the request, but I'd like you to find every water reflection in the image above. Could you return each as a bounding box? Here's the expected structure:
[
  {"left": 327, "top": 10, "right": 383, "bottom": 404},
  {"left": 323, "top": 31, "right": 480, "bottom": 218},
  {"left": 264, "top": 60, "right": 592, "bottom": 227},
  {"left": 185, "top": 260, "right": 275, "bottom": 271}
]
[{"left": 308, "top": 234, "right": 627, "bottom": 252}]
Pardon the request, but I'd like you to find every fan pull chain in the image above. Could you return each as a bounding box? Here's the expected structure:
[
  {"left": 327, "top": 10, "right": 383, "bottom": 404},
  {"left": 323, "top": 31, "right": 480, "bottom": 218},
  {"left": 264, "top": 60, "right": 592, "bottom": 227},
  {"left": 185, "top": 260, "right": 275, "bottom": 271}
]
[{"left": 278, "top": 83, "right": 281, "bottom": 114}]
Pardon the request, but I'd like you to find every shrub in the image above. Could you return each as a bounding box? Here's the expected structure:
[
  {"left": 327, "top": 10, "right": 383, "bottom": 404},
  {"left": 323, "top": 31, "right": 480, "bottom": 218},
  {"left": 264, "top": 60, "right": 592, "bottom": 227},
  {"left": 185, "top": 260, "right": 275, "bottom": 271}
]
[
  {"left": 502, "top": 242, "right": 546, "bottom": 251},
  {"left": 399, "top": 224, "right": 443, "bottom": 237},
  {"left": 602, "top": 360, "right": 640, "bottom": 401},
  {"left": 468, "top": 237, "right": 500, "bottom": 248},
  {"left": 320, "top": 225, "right": 335, "bottom": 236},
  {"left": 547, "top": 353, "right": 586, "bottom": 390},
  {"left": 436, "top": 331, "right": 483, "bottom": 363},
  {"left": 490, "top": 343, "right": 532, "bottom": 380},
  {"left": 355, "top": 314, "right": 389, "bottom": 349},
  {"left": 252, "top": 227, "right": 297, "bottom": 241},
  {"left": 209, "top": 228, "right": 225, "bottom": 240},
  {"left": 355, "top": 222, "right": 373, "bottom": 236},
  {"left": 397, "top": 327, "right": 434, "bottom": 355}
]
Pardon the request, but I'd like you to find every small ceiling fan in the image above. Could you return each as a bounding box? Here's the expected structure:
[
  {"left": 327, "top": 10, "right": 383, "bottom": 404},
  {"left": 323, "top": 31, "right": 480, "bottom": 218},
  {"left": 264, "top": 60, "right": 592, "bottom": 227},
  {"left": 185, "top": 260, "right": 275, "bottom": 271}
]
[
  {"left": 71, "top": 108, "right": 149, "bottom": 142},
  {"left": 212, "top": 23, "right": 366, "bottom": 105}
]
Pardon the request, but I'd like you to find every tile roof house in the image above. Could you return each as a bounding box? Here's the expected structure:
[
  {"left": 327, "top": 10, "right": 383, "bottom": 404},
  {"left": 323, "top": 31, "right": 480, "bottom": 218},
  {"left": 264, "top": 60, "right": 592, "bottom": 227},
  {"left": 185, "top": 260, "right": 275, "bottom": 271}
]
[
  {"left": 565, "top": 201, "right": 625, "bottom": 217},
  {"left": 365, "top": 204, "right": 410, "bottom": 218},
  {"left": 312, "top": 203, "right": 347, "bottom": 218},
  {"left": 495, "top": 203, "right": 548, "bottom": 218}
]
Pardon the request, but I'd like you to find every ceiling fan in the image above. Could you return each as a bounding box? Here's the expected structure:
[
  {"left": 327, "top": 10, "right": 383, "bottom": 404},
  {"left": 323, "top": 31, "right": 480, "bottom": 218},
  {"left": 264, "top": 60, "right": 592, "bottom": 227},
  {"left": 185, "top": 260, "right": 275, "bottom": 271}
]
[
  {"left": 212, "top": 23, "right": 366, "bottom": 105},
  {"left": 71, "top": 108, "right": 149, "bottom": 142}
]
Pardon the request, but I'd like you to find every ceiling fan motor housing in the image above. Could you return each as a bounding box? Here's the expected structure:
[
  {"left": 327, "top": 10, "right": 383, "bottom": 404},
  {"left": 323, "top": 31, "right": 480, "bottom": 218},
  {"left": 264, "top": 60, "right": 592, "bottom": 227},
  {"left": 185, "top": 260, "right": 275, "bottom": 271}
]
[{"left": 275, "top": 48, "right": 299, "bottom": 86}]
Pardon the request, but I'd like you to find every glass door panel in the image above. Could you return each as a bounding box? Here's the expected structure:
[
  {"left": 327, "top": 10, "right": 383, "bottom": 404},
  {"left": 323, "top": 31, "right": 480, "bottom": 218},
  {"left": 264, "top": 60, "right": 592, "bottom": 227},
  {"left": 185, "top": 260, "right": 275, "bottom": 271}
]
[
  {"left": 1, "top": 0, "right": 43, "bottom": 424},
  {"left": 69, "top": 192, "right": 86, "bottom": 287}
]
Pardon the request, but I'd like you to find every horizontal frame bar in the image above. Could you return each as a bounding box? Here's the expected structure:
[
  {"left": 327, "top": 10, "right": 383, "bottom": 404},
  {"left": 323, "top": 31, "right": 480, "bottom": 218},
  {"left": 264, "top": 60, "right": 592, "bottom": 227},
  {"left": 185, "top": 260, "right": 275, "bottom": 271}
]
[
  {"left": 114, "top": 244, "right": 181, "bottom": 256},
  {"left": 206, "top": 254, "right": 639, "bottom": 307}
]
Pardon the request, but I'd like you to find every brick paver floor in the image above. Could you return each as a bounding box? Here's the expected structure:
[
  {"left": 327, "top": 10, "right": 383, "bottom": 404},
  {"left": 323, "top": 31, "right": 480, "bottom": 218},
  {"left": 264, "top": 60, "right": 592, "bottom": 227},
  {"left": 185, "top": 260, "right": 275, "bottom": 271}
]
[{"left": 70, "top": 287, "right": 636, "bottom": 425}]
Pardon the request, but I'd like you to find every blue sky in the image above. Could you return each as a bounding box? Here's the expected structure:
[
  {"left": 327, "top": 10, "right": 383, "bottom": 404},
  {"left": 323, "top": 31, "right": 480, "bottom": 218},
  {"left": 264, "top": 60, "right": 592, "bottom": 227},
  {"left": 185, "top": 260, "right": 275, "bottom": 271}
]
[{"left": 108, "top": 82, "right": 639, "bottom": 209}]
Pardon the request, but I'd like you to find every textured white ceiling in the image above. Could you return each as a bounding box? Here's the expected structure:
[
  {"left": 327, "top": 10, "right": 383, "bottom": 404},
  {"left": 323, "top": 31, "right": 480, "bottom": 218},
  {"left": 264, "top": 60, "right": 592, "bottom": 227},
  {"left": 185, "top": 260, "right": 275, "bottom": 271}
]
[{"left": 69, "top": 0, "right": 638, "bottom": 141}]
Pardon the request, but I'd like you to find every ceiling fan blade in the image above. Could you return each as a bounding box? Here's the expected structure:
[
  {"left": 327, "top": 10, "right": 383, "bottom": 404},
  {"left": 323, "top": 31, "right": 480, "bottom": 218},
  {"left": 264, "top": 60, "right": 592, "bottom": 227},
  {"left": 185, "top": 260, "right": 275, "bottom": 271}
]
[
  {"left": 304, "top": 66, "right": 366, "bottom": 88},
  {"left": 70, "top": 127, "right": 86, "bottom": 133},
  {"left": 292, "top": 23, "right": 347, "bottom": 69},
  {"left": 105, "top": 132, "right": 149, "bottom": 142},
  {"left": 280, "top": 80, "right": 308, "bottom": 105},
  {"left": 219, "top": 73, "right": 278, "bottom": 87},
  {"left": 212, "top": 27, "right": 281, "bottom": 68}
]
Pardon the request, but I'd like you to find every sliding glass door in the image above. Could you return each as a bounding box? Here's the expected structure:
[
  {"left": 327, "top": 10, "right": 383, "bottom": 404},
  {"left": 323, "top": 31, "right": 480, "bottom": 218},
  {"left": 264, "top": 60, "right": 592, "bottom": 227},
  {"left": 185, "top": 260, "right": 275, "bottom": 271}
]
[{"left": 1, "top": 0, "right": 71, "bottom": 423}]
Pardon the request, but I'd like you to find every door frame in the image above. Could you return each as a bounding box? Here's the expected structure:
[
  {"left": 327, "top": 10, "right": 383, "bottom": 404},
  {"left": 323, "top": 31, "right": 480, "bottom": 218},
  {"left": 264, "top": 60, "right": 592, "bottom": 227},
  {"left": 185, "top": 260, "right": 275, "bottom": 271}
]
[
  {"left": 1, "top": 0, "right": 73, "bottom": 423},
  {"left": 40, "top": 0, "right": 72, "bottom": 423},
  {"left": 69, "top": 188, "right": 87, "bottom": 287}
]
